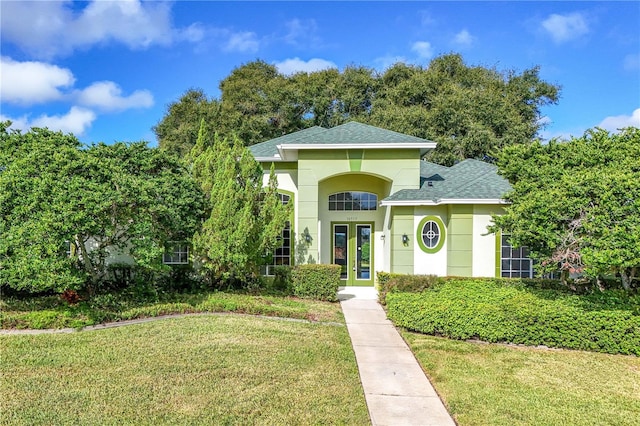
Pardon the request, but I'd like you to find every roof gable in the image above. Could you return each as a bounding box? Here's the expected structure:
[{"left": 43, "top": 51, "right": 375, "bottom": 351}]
[{"left": 249, "top": 121, "right": 435, "bottom": 160}]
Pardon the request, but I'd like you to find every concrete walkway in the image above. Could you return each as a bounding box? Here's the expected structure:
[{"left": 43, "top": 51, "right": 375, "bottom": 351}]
[{"left": 338, "top": 286, "right": 456, "bottom": 426}]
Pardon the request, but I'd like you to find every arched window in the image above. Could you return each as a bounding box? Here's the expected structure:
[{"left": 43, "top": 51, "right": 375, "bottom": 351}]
[
  {"left": 416, "top": 216, "right": 446, "bottom": 253},
  {"left": 328, "top": 192, "right": 377, "bottom": 211}
]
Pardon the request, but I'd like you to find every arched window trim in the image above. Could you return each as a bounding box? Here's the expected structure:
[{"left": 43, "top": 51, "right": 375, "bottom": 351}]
[
  {"left": 416, "top": 215, "right": 446, "bottom": 254},
  {"left": 328, "top": 191, "right": 378, "bottom": 211}
]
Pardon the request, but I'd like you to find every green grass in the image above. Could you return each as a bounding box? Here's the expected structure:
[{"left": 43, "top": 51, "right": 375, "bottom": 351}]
[
  {"left": 403, "top": 332, "right": 640, "bottom": 426},
  {"left": 0, "top": 289, "right": 344, "bottom": 329},
  {"left": 0, "top": 315, "right": 369, "bottom": 425}
]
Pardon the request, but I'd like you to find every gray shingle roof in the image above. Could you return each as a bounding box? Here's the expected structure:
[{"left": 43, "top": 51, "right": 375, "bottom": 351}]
[
  {"left": 384, "top": 159, "right": 512, "bottom": 204},
  {"left": 249, "top": 126, "right": 326, "bottom": 158},
  {"left": 249, "top": 121, "right": 433, "bottom": 158}
]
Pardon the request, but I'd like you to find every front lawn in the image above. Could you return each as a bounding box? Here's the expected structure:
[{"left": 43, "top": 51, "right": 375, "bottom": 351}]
[
  {"left": 404, "top": 333, "right": 640, "bottom": 426},
  {"left": 0, "top": 315, "right": 369, "bottom": 425},
  {"left": 0, "top": 288, "right": 343, "bottom": 329}
]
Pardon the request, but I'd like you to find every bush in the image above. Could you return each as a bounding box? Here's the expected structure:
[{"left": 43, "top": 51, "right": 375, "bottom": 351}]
[
  {"left": 272, "top": 266, "right": 293, "bottom": 293},
  {"left": 377, "top": 272, "right": 443, "bottom": 305},
  {"left": 292, "top": 264, "right": 341, "bottom": 302},
  {"left": 385, "top": 278, "right": 640, "bottom": 355}
]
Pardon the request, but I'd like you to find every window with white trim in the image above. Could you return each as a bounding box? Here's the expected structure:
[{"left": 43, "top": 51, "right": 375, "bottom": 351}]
[
  {"left": 500, "top": 235, "right": 533, "bottom": 278},
  {"left": 421, "top": 220, "right": 440, "bottom": 248},
  {"left": 264, "top": 193, "right": 292, "bottom": 275},
  {"left": 163, "top": 242, "right": 189, "bottom": 264},
  {"left": 328, "top": 192, "right": 377, "bottom": 211}
]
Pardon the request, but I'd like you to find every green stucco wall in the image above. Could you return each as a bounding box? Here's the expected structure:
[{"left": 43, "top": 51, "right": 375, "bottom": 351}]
[
  {"left": 390, "top": 206, "right": 414, "bottom": 274},
  {"left": 295, "top": 148, "right": 422, "bottom": 266},
  {"left": 447, "top": 204, "right": 473, "bottom": 276}
]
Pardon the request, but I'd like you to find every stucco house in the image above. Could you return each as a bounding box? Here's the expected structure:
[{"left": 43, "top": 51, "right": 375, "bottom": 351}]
[{"left": 249, "top": 121, "right": 534, "bottom": 286}]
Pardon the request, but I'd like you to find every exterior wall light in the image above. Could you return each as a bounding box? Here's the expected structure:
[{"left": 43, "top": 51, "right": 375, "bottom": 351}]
[{"left": 402, "top": 234, "right": 409, "bottom": 245}]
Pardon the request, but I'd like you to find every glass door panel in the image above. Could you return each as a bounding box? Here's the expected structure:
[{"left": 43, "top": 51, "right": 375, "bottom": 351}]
[
  {"left": 356, "top": 225, "right": 371, "bottom": 280},
  {"left": 333, "top": 224, "right": 348, "bottom": 280}
]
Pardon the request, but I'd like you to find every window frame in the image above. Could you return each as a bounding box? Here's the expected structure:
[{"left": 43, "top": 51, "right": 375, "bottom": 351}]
[
  {"left": 163, "top": 242, "right": 190, "bottom": 265},
  {"left": 328, "top": 191, "right": 378, "bottom": 211},
  {"left": 416, "top": 215, "right": 446, "bottom": 254},
  {"left": 499, "top": 234, "right": 534, "bottom": 278},
  {"left": 263, "top": 191, "right": 294, "bottom": 276}
]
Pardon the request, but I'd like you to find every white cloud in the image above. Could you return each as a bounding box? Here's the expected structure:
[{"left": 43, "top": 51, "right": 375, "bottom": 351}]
[
  {"left": 0, "top": 114, "right": 30, "bottom": 132},
  {"left": 284, "top": 18, "right": 319, "bottom": 45},
  {"left": 0, "top": 0, "right": 196, "bottom": 59},
  {"left": 223, "top": 31, "right": 260, "bottom": 53},
  {"left": 1, "top": 57, "right": 75, "bottom": 105},
  {"left": 598, "top": 108, "right": 640, "bottom": 132},
  {"left": 453, "top": 29, "right": 474, "bottom": 47},
  {"left": 374, "top": 55, "right": 408, "bottom": 71},
  {"left": 541, "top": 12, "right": 589, "bottom": 44},
  {"left": 178, "top": 23, "right": 206, "bottom": 43},
  {"left": 76, "top": 81, "right": 153, "bottom": 111},
  {"left": 274, "top": 58, "right": 337, "bottom": 75},
  {"left": 1, "top": 107, "right": 97, "bottom": 136},
  {"left": 1, "top": 57, "right": 154, "bottom": 112},
  {"left": 419, "top": 11, "right": 436, "bottom": 27},
  {"left": 623, "top": 53, "right": 640, "bottom": 71},
  {"left": 411, "top": 41, "right": 434, "bottom": 59}
]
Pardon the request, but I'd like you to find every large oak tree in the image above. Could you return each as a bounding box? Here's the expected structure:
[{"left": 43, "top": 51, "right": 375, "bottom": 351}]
[{"left": 155, "top": 54, "right": 559, "bottom": 165}]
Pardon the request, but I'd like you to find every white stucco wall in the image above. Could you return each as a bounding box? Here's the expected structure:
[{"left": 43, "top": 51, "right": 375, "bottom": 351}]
[
  {"left": 413, "top": 207, "right": 448, "bottom": 276},
  {"left": 472, "top": 205, "right": 499, "bottom": 277}
]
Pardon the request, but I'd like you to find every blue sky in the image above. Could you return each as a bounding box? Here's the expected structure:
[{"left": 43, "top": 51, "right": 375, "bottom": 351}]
[{"left": 1, "top": 1, "right": 638, "bottom": 146}]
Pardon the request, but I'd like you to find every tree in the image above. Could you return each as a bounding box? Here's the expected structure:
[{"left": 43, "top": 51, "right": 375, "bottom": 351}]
[
  {"left": 189, "top": 120, "right": 290, "bottom": 284},
  {"left": 491, "top": 127, "right": 640, "bottom": 290},
  {"left": 0, "top": 122, "right": 206, "bottom": 293},
  {"left": 369, "top": 54, "right": 559, "bottom": 165},
  {"left": 153, "top": 88, "right": 221, "bottom": 158},
  {"left": 154, "top": 54, "right": 559, "bottom": 165}
]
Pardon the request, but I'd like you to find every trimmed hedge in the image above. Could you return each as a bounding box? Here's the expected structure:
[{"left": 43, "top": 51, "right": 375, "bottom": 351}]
[
  {"left": 292, "top": 264, "right": 341, "bottom": 302},
  {"left": 385, "top": 278, "right": 640, "bottom": 355},
  {"left": 377, "top": 272, "right": 443, "bottom": 305}
]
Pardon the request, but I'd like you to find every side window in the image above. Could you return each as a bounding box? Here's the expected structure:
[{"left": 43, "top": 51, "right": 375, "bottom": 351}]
[
  {"left": 421, "top": 220, "right": 440, "bottom": 248},
  {"left": 264, "top": 192, "right": 292, "bottom": 275},
  {"left": 163, "top": 242, "right": 189, "bottom": 265},
  {"left": 416, "top": 216, "right": 446, "bottom": 253},
  {"left": 500, "top": 235, "right": 533, "bottom": 278}
]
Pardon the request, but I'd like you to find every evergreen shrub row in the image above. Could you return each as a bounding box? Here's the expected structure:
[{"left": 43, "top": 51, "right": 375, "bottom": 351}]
[
  {"left": 291, "top": 264, "right": 341, "bottom": 302},
  {"left": 384, "top": 277, "right": 640, "bottom": 355}
]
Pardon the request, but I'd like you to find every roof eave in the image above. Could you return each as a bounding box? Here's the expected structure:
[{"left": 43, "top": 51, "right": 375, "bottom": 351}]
[
  {"left": 281, "top": 142, "right": 436, "bottom": 156},
  {"left": 380, "top": 198, "right": 510, "bottom": 207}
]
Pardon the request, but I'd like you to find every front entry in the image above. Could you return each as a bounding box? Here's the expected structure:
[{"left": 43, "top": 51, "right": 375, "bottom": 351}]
[{"left": 332, "top": 222, "right": 374, "bottom": 286}]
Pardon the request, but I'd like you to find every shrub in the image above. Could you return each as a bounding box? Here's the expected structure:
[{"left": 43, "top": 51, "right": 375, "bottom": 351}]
[
  {"left": 61, "top": 289, "right": 80, "bottom": 305},
  {"left": 385, "top": 278, "right": 640, "bottom": 355},
  {"left": 292, "top": 264, "right": 341, "bottom": 302},
  {"left": 272, "top": 266, "right": 293, "bottom": 292},
  {"left": 377, "top": 272, "right": 442, "bottom": 305}
]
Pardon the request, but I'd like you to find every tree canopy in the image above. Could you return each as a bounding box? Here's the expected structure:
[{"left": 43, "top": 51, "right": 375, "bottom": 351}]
[
  {"left": 0, "top": 122, "right": 206, "bottom": 293},
  {"left": 491, "top": 127, "right": 640, "bottom": 290},
  {"left": 155, "top": 54, "right": 559, "bottom": 165}
]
